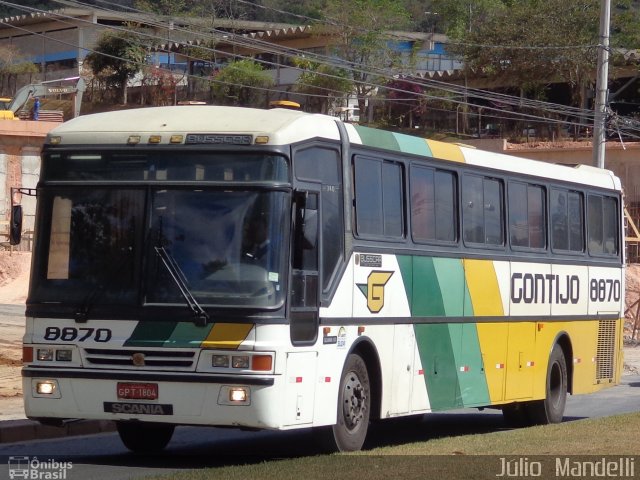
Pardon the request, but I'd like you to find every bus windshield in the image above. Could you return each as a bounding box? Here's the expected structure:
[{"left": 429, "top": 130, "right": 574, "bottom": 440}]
[
  {"left": 146, "top": 189, "right": 287, "bottom": 308},
  {"left": 30, "top": 186, "right": 288, "bottom": 313}
]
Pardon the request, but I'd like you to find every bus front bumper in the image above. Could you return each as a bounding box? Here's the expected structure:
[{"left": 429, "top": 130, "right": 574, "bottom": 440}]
[{"left": 22, "top": 367, "right": 285, "bottom": 429}]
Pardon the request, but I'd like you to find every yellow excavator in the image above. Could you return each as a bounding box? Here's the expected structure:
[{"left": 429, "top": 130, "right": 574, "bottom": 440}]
[{"left": 0, "top": 76, "right": 85, "bottom": 120}]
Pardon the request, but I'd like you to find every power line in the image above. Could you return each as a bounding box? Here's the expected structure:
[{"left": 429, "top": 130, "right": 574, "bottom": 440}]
[{"left": 2, "top": 0, "right": 638, "bottom": 139}]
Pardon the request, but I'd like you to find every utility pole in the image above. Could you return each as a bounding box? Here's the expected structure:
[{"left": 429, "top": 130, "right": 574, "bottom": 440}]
[{"left": 592, "top": 0, "right": 611, "bottom": 169}]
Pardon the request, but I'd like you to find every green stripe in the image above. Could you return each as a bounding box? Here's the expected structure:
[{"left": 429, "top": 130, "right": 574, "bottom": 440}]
[
  {"left": 353, "top": 125, "right": 400, "bottom": 151},
  {"left": 124, "top": 321, "right": 177, "bottom": 347},
  {"left": 433, "top": 257, "right": 465, "bottom": 316},
  {"left": 456, "top": 324, "right": 491, "bottom": 406},
  {"left": 163, "top": 322, "right": 214, "bottom": 348},
  {"left": 415, "top": 323, "right": 461, "bottom": 410},
  {"left": 393, "top": 133, "right": 432, "bottom": 156},
  {"left": 412, "top": 256, "right": 445, "bottom": 316}
]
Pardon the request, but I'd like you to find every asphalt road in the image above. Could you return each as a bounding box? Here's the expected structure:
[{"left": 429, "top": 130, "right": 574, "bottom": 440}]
[{"left": 0, "top": 374, "right": 638, "bottom": 480}]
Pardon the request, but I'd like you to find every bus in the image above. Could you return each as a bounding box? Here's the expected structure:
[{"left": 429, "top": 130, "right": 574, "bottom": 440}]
[{"left": 16, "top": 106, "right": 624, "bottom": 453}]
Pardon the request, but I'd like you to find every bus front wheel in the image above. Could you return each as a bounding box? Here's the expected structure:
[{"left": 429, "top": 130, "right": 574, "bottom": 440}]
[
  {"left": 116, "top": 421, "right": 175, "bottom": 453},
  {"left": 528, "top": 343, "right": 568, "bottom": 425},
  {"left": 317, "top": 353, "right": 371, "bottom": 452}
]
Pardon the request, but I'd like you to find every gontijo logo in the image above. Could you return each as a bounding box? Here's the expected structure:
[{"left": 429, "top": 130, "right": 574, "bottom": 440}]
[{"left": 357, "top": 271, "right": 394, "bottom": 313}]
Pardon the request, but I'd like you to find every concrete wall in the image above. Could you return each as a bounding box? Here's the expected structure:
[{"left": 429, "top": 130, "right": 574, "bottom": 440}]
[{"left": 0, "top": 119, "right": 58, "bottom": 243}]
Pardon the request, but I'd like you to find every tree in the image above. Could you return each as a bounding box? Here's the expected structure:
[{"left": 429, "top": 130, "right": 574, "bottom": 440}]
[
  {"left": 0, "top": 45, "right": 38, "bottom": 95},
  {"left": 293, "top": 57, "right": 352, "bottom": 113},
  {"left": 210, "top": 59, "right": 274, "bottom": 107},
  {"left": 319, "top": 0, "right": 411, "bottom": 122},
  {"left": 431, "top": 0, "right": 640, "bottom": 111},
  {"left": 383, "top": 78, "right": 425, "bottom": 128},
  {"left": 84, "top": 31, "right": 148, "bottom": 104}
]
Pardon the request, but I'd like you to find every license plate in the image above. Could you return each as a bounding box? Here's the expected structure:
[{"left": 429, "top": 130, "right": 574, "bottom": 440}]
[{"left": 117, "top": 382, "right": 158, "bottom": 400}]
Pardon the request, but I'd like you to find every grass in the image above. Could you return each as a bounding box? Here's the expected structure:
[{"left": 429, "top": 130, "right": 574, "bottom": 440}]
[{"left": 146, "top": 412, "right": 640, "bottom": 480}]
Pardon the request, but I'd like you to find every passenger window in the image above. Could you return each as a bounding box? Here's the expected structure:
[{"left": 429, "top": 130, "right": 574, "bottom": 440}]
[
  {"left": 411, "top": 165, "right": 457, "bottom": 243},
  {"left": 551, "top": 188, "right": 584, "bottom": 252},
  {"left": 354, "top": 156, "right": 404, "bottom": 239},
  {"left": 509, "top": 182, "right": 546, "bottom": 249},
  {"left": 462, "top": 174, "right": 504, "bottom": 246},
  {"left": 588, "top": 194, "right": 618, "bottom": 256}
]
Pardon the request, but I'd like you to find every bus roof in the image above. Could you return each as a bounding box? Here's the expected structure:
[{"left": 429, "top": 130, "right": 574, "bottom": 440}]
[{"left": 48, "top": 106, "right": 620, "bottom": 191}]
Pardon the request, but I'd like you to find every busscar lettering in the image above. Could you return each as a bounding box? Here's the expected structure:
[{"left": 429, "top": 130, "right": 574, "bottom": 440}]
[{"left": 511, "top": 273, "right": 579, "bottom": 305}]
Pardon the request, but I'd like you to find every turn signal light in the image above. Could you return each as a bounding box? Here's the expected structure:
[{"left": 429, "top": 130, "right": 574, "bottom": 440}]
[
  {"left": 251, "top": 355, "right": 273, "bottom": 371},
  {"left": 23, "top": 346, "right": 33, "bottom": 363}
]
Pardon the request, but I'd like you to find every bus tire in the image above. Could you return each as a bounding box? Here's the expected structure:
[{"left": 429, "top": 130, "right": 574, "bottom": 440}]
[
  {"left": 116, "top": 422, "right": 175, "bottom": 453},
  {"left": 317, "top": 353, "right": 371, "bottom": 452},
  {"left": 527, "top": 344, "right": 568, "bottom": 425}
]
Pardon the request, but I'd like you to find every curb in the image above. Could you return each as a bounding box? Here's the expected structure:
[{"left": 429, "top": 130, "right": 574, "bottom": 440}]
[{"left": 0, "top": 419, "right": 115, "bottom": 444}]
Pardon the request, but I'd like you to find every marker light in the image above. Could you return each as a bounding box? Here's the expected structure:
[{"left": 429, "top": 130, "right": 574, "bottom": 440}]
[
  {"left": 37, "top": 348, "right": 54, "bottom": 361},
  {"left": 36, "top": 381, "right": 56, "bottom": 395},
  {"left": 229, "top": 387, "right": 248, "bottom": 402},
  {"left": 212, "top": 355, "right": 229, "bottom": 368},
  {"left": 148, "top": 135, "right": 162, "bottom": 144},
  {"left": 232, "top": 355, "right": 250, "bottom": 369},
  {"left": 127, "top": 135, "right": 141, "bottom": 145},
  {"left": 23, "top": 347, "right": 33, "bottom": 363},
  {"left": 49, "top": 136, "right": 62, "bottom": 145},
  {"left": 254, "top": 136, "right": 269, "bottom": 144},
  {"left": 170, "top": 135, "right": 184, "bottom": 144}
]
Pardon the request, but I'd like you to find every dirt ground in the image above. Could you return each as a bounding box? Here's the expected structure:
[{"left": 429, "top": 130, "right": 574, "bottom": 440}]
[{"left": 0, "top": 252, "right": 638, "bottom": 420}]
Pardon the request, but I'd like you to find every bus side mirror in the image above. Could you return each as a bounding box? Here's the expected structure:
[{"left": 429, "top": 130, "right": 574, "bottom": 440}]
[{"left": 9, "top": 204, "right": 22, "bottom": 245}]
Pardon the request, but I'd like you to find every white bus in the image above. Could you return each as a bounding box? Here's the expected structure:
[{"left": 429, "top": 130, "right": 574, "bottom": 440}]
[{"left": 17, "top": 106, "right": 624, "bottom": 453}]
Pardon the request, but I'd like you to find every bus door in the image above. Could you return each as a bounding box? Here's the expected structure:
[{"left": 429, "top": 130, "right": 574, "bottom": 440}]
[{"left": 284, "top": 189, "right": 320, "bottom": 426}]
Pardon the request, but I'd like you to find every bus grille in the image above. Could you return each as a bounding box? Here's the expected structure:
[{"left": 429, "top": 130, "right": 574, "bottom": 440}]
[
  {"left": 83, "top": 348, "right": 197, "bottom": 370},
  {"left": 596, "top": 320, "right": 617, "bottom": 381}
]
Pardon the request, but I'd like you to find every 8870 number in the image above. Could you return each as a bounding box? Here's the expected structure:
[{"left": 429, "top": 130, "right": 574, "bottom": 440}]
[
  {"left": 44, "top": 326, "right": 112, "bottom": 343},
  {"left": 589, "top": 278, "right": 621, "bottom": 303}
]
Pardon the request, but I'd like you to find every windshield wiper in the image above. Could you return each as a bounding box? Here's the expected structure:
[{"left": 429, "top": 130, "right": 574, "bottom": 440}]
[{"left": 154, "top": 246, "right": 209, "bottom": 327}]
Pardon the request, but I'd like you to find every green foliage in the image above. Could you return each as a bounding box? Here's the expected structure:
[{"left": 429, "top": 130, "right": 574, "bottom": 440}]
[
  {"left": 84, "top": 30, "right": 148, "bottom": 103},
  {"left": 294, "top": 57, "right": 352, "bottom": 113},
  {"left": 210, "top": 59, "right": 274, "bottom": 107},
  {"left": 319, "top": 0, "right": 411, "bottom": 121},
  {"left": 0, "top": 45, "right": 38, "bottom": 95}
]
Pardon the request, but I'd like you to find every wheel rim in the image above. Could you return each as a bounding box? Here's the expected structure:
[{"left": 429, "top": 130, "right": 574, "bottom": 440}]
[
  {"left": 548, "top": 361, "right": 563, "bottom": 408},
  {"left": 342, "top": 370, "right": 367, "bottom": 431}
]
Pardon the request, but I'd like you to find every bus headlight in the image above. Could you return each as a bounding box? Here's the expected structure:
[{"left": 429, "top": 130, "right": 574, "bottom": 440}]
[
  {"left": 217, "top": 386, "right": 250, "bottom": 405},
  {"left": 32, "top": 379, "right": 61, "bottom": 398},
  {"left": 37, "top": 348, "right": 54, "bottom": 361},
  {"left": 55, "top": 349, "right": 73, "bottom": 362},
  {"left": 229, "top": 387, "right": 248, "bottom": 402},
  {"left": 232, "top": 355, "right": 249, "bottom": 369},
  {"left": 212, "top": 355, "right": 229, "bottom": 368}
]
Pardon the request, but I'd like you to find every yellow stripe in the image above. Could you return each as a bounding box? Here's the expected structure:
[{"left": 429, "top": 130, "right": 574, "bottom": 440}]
[
  {"left": 477, "top": 323, "right": 508, "bottom": 402},
  {"left": 463, "top": 259, "right": 503, "bottom": 316},
  {"left": 426, "top": 139, "right": 465, "bottom": 163},
  {"left": 201, "top": 323, "right": 254, "bottom": 349}
]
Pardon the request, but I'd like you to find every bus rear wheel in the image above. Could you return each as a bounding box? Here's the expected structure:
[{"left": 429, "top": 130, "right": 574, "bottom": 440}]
[
  {"left": 317, "top": 353, "right": 371, "bottom": 452},
  {"left": 116, "top": 421, "right": 175, "bottom": 453},
  {"left": 527, "top": 344, "right": 568, "bottom": 425}
]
